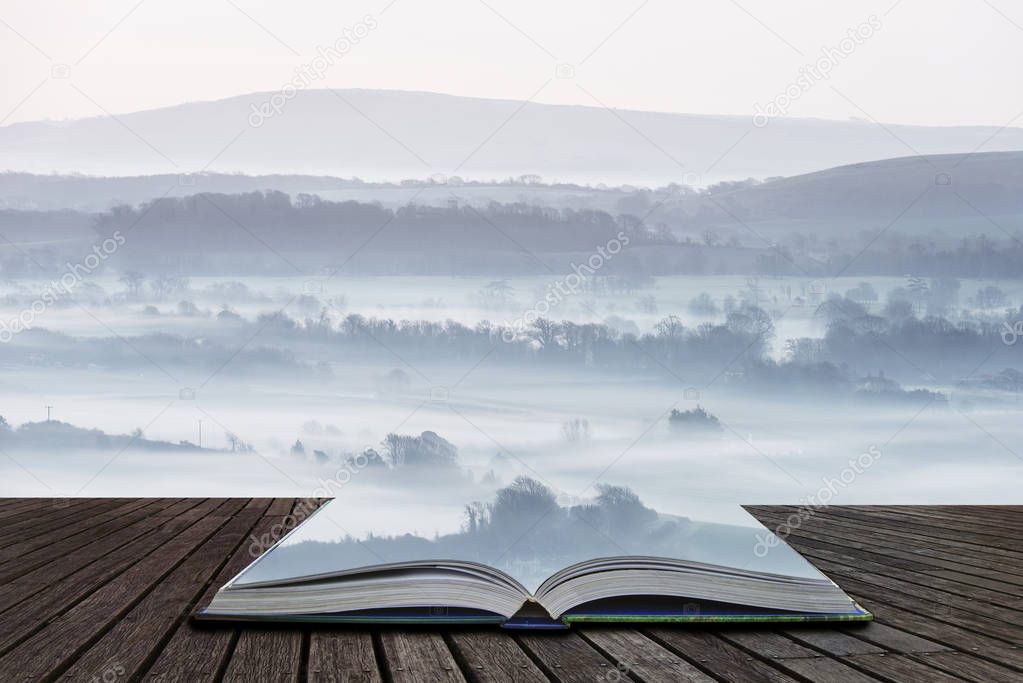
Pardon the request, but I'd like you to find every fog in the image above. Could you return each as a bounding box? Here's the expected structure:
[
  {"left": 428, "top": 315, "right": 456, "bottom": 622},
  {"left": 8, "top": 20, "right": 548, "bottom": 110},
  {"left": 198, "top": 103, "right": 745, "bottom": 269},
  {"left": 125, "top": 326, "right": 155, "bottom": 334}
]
[
  {"left": 2, "top": 258, "right": 1021, "bottom": 526},
  {"left": 0, "top": 87, "right": 1021, "bottom": 547}
]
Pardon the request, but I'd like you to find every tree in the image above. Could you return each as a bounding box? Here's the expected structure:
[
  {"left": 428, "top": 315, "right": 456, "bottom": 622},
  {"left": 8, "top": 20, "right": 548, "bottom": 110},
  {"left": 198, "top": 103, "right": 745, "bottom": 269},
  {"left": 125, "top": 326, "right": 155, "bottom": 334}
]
[
  {"left": 669, "top": 406, "right": 722, "bottom": 432},
  {"left": 594, "top": 484, "right": 657, "bottom": 533},
  {"left": 884, "top": 298, "right": 915, "bottom": 321},
  {"left": 974, "top": 285, "right": 1007, "bottom": 309},
  {"left": 177, "top": 300, "right": 202, "bottom": 316},
  {"left": 688, "top": 293, "right": 718, "bottom": 316},
  {"left": 741, "top": 277, "right": 763, "bottom": 307},
  {"left": 530, "top": 318, "right": 559, "bottom": 348},
  {"left": 927, "top": 277, "right": 960, "bottom": 315},
  {"left": 726, "top": 305, "right": 774, "bottom": 339},
  {"left": 845, "top": 282, "right": 878, "bottom": 305},
  {"left": 119, "top": 271, "right": 145, "bottom": 298},
  {"left": 905, "top": 275, "right": 929, "bottom": 314},
  {"left": 785, "top": 338, "right": 823, "bottom": 364},
  {"left": 463, "top": 500, "right": 491, "bottom": 534},
  {"left": 561, "top": 418, "right": 591, "bottom": 444},
  {"left": 150, "top": 275, "right": 189, "bottom": 300},
  {"left": 290, "top": 439, "right": 306, "bottom": 457},
  {"left": 381, "top": 431, "right": 458, "bottom": 468},
  {"left": 491, "top": 477, "right": 559, "bottom": 532},
  {"left": 654, "top": 315, "right": 685, "bottom": 338}
]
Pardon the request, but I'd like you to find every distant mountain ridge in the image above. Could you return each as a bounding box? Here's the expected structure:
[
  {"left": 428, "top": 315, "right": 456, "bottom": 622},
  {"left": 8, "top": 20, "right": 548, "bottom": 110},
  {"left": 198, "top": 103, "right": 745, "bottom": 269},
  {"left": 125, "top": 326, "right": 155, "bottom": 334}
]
[
  {"left": 2, "top": 151, "right": 1021, "bottom": 250},
  {"left": 2, "top": 89, "right": 1022, "bottom": 184}
]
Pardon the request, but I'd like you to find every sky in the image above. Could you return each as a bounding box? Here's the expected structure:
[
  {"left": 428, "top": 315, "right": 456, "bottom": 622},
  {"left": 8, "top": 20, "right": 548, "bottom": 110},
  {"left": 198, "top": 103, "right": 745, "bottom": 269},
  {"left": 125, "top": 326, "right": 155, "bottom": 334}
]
[{"left": 0, "top": 0, "right": 1021, "bottom": 128}]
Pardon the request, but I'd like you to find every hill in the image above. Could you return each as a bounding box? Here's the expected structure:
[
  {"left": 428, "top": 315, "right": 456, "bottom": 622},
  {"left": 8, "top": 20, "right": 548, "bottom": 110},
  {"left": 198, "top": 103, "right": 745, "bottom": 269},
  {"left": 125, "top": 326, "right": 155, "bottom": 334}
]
[
  {"left": 2, "top": 89, "right": 1022, "bottom": 185},
  {"left": 660, "top": 151, "right": 1023, "bottom": 241}
]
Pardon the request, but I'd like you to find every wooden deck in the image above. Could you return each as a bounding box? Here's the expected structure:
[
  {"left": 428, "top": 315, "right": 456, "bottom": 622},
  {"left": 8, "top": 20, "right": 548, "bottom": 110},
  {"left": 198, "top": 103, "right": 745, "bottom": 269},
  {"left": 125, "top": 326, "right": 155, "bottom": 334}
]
[{"left": 0, "top": 501, "right": 1020, "bottom": 682}]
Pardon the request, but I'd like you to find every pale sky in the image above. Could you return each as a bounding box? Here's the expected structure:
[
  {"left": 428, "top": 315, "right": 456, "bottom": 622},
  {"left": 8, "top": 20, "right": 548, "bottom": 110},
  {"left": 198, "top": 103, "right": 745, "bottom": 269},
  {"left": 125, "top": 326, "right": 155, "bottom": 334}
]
[{"left": 1, "top": 0, "right": 1021, "bottom": 127}]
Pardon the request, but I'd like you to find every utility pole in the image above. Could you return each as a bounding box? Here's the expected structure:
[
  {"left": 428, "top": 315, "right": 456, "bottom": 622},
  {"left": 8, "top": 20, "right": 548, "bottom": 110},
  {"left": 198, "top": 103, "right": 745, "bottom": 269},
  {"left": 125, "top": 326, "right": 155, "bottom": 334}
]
[
  {"left": 198, "top": 419, "right": 203, "bottom": 449},
  {"left": 46, "top": 406, "right": 53, "bottom": 422}
]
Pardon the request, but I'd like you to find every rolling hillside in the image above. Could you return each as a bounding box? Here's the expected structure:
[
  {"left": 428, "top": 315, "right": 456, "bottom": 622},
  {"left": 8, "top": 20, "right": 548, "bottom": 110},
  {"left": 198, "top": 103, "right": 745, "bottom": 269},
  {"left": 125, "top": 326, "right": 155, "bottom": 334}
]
[{"left": 1, "top": 89, "right": 1022, "bottom": 185}]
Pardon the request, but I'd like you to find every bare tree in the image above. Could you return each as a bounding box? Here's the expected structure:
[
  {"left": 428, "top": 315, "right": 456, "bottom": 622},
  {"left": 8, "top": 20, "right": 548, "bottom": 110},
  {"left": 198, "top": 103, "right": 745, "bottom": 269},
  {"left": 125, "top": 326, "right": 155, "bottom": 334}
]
[
  {"left": 655, "top": 314, "right": 685, "bottom": 338},
  {"left": 561, "top": 418, "right": 591, "bottom": 444},
  {"left": 119, "top": 270, "right": 145, "bottom": 298},
  {"left": 530, "top": 318, "right": 559, "bottom": 348}
]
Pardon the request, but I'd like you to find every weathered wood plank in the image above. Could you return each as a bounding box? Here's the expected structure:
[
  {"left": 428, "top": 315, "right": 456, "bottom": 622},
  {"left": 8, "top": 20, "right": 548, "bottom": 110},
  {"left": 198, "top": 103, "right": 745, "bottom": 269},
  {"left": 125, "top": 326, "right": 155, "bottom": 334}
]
[
  {"left": 0, "top": 502, "right": 1020, "bottom": 681},
  {"left": 913, "top": 650, "right": 1023, "bottom": 682},
  {"left": 266, "top": 497, "right": 299, "bottom": 516},
  {"left": 307, "top": 630, "right": 382, "bottom": 683},
  {"left": 0, "top": 498, "right": 172, "bottom": 586},
  {"left": 644, "top": 629, "right": 800, "bottom": 682},
  {"left": 580, "top": 627, "right": 715, "bottom": 682},
  {"left": 0, "top": 498, "right": 216, "bottom": 656},
  {"left": 838, "top": 622, "right": 950, "bottom": 654},
  {"left": 819, "top": 507, "right": 1023, "bottom": 556},
  {"left": 0, "top": 497, "right": 113, "bottom": 527},
  {"left": 838, "top": 653, "right": 963, "bottom": 682},
  {"left": 0, "top": 499, "right": 35, "bottom": 513},
  {"left": 446, "top": 631, "right": 549, "bottom": 683},
  {"left": 763, "top": 527, "right": 1023, "bottom": 599},
  {"left": 710, "top": 628, "right": 882, "bottom": 682},
  {"left": 755, "top": 506, "right": 1023, "bottom": 568},
  {"left": 222, "top": 628, "right": 303, "bottom": 683},
  {"left": 144, "top": 499, "right": 302, "bottom": 682},
  {"left": 781, "top": 628, "right": 886, "bottom": 656},
  {"left": 776, "top": 530, "right": 1023, "bottom": 605},
  {"left": 0, "top": 499, "right": 243, "bottom": 679},
  {"left": 858, "top": 506, "right": 1023, "bottom": 534},
  {"left": 219, "top": 499, "right": 314, "bottom": 681},
  {"left": 924, "top": 567, "right": 1023, "bottom": 597},
  {"left": 59, "top": 499, "right": 266, "bottom": 680},
  {"left": 0, "top": 498, "right": 126, "bottom": 549},
  {"left": 855, "top": 593, "right": 1023, "bottom": 658},
  {"left": 792, "top": 562, "right": 1023, "bottom": 642},
  {"left": 769, "top": 655, "right": 883, "bottom": 682},
  {"left": 0, "top": 498, "right": 181, "bottom": 610},
  {"left": 840, "top": 592, "right": 1023, "bottom": 670},
  {"left": 379, "top": 632, "right": 465, "bottom": 683},
  {"left": 844, "top": 506, "right": 1023, "bottom": 540},
  {"left": 0, "top": 498, "right": 94, "bottom": 529},
  {"left": 515, "top": 632, "right": 618, "bottom": 683},
  {"left": 750, "top": 508, "right": 1023, "bottom": 586},
  {"left": 717, "top": 630, "right": 823, "bottom": 660}
]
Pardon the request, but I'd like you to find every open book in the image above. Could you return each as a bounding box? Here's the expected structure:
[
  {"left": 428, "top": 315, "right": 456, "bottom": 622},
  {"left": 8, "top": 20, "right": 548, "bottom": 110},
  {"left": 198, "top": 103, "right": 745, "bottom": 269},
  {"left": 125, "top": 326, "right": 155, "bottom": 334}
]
[{"left": 198, "top": 487, "right": 869, "bottom": 629}]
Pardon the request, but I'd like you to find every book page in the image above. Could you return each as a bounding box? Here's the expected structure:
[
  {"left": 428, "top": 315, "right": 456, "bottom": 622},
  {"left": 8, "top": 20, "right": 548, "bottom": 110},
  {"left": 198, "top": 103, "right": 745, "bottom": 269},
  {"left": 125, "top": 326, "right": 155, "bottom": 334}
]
[{"left": 231, "top": 480, "right": 825, "bottom": 593}]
